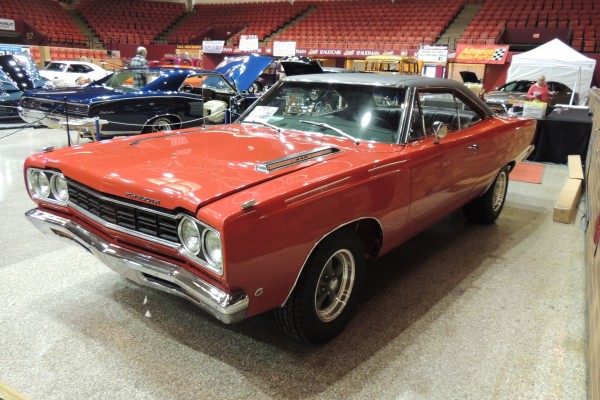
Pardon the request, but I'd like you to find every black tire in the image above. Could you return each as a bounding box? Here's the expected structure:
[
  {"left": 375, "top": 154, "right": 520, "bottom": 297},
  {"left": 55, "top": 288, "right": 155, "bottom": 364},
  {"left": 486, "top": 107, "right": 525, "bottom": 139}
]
[
  {"left": 463, "top": 165, "right": 509, "bottom": 224},
  {"left": 144, "top": 117, "right": 174, "bottom": 133},
  {"left": 248, "top": 81, "right": 263, "bottom": 94},
  {"left": 275, "top": 229, "right": 365, "bottom": 344}
]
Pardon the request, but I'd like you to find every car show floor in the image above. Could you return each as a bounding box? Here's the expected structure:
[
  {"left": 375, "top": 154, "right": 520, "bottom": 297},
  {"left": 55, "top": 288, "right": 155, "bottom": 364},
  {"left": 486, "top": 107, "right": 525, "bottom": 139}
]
[{"left": 0, "top": 126, "right": 587, "bottom": 399}]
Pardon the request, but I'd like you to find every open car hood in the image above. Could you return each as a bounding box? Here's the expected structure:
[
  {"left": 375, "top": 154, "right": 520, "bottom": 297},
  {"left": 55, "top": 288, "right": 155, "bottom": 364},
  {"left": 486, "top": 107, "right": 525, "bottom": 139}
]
[
  {"left": 215, "top": 54, "right": 274, "bottom": 92},
  {"left": 278, "top": 56, "right": 325, "bottom": 76},
  {"left": 0, "top": 52, "right": 46, "bottom": 92}
]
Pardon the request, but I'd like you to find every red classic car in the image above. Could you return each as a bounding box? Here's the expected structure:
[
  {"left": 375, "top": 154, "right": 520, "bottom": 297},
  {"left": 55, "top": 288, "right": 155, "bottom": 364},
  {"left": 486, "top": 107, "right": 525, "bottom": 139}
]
[{"left": 24, "top": 74, "right": 536, "bottom": 344}]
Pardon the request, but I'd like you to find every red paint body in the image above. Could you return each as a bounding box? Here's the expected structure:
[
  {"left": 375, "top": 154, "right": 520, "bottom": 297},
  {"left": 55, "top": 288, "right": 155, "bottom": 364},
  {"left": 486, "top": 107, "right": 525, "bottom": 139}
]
[{"left": 24, "top": 115, "right": 536, "bottom": 318}]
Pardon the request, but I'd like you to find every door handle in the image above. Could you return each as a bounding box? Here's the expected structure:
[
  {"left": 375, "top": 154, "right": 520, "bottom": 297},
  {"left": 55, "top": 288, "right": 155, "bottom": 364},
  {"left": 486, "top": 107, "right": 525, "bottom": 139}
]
[{"left": 467, "top": 144, "right": 479, "bottom": 150}]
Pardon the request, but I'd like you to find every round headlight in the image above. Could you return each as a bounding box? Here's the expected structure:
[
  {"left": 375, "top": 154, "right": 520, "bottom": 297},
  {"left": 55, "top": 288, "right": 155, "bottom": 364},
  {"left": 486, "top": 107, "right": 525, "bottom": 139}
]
[
  {"left": 203, "top": 230, "right": 222, "bottom": 266},
  {"left": 30, "top": 170, "right": 50, "bottom": 198},
  {"left": 50, "top": 174, "right": 69, "bottom": 202},
  {"left": 178, "top": 217, "right": 201, "bottom": 254}
]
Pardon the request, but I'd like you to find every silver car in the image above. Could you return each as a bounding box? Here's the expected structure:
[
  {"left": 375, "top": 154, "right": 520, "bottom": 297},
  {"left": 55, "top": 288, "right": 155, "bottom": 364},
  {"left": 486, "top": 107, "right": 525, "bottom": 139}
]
[{"left": 484, "top": 80, "right": 578, "bottom": 113}]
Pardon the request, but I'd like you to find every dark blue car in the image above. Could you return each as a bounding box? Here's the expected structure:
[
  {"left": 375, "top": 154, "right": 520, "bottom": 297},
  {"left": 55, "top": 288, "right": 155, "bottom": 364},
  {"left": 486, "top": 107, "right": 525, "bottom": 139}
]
[
  {"left": 0, "top": 52, "right": 51, "bottom": 119},
  {"left": 19, "top": 54, "right": 274, "bottom": 138}
]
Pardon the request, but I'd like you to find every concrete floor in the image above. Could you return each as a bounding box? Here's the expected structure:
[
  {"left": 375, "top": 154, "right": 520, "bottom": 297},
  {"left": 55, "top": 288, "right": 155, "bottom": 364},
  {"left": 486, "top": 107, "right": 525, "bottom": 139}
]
[{"left": 0, "top": 125, "right": 587, "bottom": 399}]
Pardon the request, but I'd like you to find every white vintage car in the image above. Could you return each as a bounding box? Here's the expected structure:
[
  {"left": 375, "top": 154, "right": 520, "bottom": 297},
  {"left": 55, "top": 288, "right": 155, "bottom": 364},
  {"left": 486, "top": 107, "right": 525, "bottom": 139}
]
[{"left": 39, "top": 61, "right": 110, "bottom": 88}]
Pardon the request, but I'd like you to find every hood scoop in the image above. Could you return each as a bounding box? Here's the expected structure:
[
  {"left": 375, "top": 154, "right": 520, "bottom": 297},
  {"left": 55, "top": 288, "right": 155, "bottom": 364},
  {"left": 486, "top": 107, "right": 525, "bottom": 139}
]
[{"left": 256, "top": 146, "right": 341, "bottom": 173}]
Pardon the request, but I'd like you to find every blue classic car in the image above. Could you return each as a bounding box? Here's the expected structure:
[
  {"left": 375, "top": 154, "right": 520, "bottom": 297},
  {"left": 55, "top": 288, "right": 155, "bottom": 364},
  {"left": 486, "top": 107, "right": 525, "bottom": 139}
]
[
  {"left": 0, "top": 52, "right": 51, "bottom": 119},
  {"left": 18, "top": 54, "right": 274, "bottom": 138}
]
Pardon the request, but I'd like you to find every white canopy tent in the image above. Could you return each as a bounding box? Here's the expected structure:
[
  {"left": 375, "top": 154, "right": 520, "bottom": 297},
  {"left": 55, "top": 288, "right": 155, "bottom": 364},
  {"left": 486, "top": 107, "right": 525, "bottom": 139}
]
[{"left": 506, "top": 38, "right": 596, "bottom": 105}]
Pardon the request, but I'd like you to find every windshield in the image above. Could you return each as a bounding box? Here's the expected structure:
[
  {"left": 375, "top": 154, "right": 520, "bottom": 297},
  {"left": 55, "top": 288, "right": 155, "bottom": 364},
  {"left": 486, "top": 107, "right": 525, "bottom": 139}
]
[
  {"left": 240, "top": 81, "right": 406, "bottom": 144},
  {"left": 99, "top": 69, "right": 162, "bottom": 92},
  {"left": 45, "top": 63, "right": 66, "bottom": 72}
]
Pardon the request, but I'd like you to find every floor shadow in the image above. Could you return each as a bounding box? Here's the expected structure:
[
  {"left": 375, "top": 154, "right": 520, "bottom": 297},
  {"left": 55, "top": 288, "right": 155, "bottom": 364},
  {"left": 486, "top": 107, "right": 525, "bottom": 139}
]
[{"left": 50, "top": 203, "right": 547, "bottom": 399}]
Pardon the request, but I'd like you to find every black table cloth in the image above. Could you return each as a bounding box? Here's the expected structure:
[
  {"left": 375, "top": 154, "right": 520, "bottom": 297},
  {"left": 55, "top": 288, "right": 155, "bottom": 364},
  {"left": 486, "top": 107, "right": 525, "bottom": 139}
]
[{"left": 528, "top": 107, "right": 592, "bottom": 164}]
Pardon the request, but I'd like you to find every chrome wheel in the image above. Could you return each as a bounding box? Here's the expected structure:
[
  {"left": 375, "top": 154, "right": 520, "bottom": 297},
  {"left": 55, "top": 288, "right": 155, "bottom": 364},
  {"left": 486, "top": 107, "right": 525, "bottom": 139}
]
[
  {"left": 492, "top": 171, "right": 507, "bottom": 212},
  {"left": 151, "top": 117, "right": 172, "bottom": 132},
  {"left": 274, "top": 229, "right": 365, "bottom": 344},
  {"left": 314, "top": 249, "right": 355, "bottom": 322}
]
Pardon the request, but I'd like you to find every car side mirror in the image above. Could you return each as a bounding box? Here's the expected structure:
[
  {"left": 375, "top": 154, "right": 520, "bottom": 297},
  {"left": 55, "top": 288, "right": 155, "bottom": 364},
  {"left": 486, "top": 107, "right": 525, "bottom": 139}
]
[{"left": 431, "top": 121, "right": 448, "bottom": 144}]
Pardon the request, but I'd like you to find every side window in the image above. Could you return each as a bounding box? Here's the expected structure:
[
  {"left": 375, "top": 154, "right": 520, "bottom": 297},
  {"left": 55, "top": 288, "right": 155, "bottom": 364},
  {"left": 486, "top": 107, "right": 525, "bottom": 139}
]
[
  {"left": 417, "top": 90, "right": 483, "bottom": 134},
  {"left": 409, "top": 96, "right": 426, "bottom": 141}
]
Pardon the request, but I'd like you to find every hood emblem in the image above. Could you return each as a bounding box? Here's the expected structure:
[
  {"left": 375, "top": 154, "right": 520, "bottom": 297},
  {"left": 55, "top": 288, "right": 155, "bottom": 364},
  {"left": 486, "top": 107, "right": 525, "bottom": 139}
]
[{"left": 125, "top": 192, "right": 160, "bottom": 205}]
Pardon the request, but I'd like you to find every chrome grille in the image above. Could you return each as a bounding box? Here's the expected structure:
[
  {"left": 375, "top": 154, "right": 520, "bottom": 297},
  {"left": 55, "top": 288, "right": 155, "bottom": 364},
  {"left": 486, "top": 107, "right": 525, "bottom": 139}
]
[{"left": 67, "top": 181, "right": 180, "bottom": 243}]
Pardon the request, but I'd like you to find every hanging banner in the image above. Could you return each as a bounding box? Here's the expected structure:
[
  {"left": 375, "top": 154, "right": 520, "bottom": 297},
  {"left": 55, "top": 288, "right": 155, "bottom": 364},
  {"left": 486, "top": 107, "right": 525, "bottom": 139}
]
[
  {"left": 418, "top": 44, "right": 448, "bottom": 63},
  {"left": 0, "top": 18, "right": 16, "bottom": 31},
  {"left": 273, "top": 41, "right": 296, "bottom": 57},
  {"left": 202, "top": 40, "right": 225, "bottom": 54},
  {"left": 239, "top": 35, "right": 259, "bottom": 52},
  {"left": 455, "top": 44, "right": 509, "bottom": 64}
]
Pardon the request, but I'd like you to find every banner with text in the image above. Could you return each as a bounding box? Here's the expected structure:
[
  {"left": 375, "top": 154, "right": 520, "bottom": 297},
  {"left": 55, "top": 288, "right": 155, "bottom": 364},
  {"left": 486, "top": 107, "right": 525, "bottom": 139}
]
[
  {"left": 455, "top": 44, "right": 509, "bottom": 64},
  {"left": 418, "top": 44, "right": 448, "bottom": 63},
  {"left": 202, "top": 40, "right": 225, "bottom": 54},
  {"left": 273, "top": 41, "right": 297, "bottom": 57},
  {"left": 0, "top": 18, "right": 16, "bottom": 31},
  {"left": 239, "top": 35, "right": 259, "bottom": 52}
]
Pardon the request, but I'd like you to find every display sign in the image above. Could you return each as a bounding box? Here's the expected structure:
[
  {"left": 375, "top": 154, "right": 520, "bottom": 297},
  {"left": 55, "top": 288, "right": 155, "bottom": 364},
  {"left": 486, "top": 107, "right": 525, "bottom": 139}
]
[
  {"left": 239, "top": 35, "right": 259, "bottom": 52},
  {"left": 273, "top": 41, "right": 297, "bottom": 57},
  {"left": 0, "top": 45, "right": 28, "bottom": 55},
  {"left": 522, "top": 100, "right": 547, "bottom": 118},
  {"left": 0, "top": 18, "right": 16, "bottom": 31},
  {"left": 418, "top": 44, "right": 448, "bottom": 63},
  {"left": 202, "top": 40, "right": 225, "bottom": 54},
  {"left": 455, "top": 44, "right": 509, "bottom": 64}
]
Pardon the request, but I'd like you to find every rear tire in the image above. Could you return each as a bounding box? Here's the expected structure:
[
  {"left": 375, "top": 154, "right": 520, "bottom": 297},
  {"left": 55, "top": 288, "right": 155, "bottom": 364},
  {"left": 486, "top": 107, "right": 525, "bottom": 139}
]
[
  {"left": 463, "top": 165, "right": 509, "bottom": 224},
  {"left": 144, "top": 117, "right": 175, "bottom": 133},
  {"left": 275, "top": 229, "right": 365, "bottom": 344}
]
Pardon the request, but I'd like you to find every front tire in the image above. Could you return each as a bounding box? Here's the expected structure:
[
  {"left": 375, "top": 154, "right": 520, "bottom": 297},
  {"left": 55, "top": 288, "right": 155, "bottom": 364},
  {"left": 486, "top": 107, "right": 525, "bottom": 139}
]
[
  {"left": 248, "top": 81, "right": 263, "bottom": 94},
  {"left": 275, "top": 229, "right": 365, "bottom": 344},
  {"left": 463, "top": 165, "right": 509, "bottom": 224}
]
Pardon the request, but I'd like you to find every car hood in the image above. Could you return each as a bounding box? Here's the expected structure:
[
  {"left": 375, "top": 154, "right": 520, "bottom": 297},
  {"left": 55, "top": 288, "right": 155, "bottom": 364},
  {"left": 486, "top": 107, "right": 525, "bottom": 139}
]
[
  {"left": 0, "top": 53, "right": 46, "bottom": 92},
  {"left": 215, "top": 54, "right": 274, "bottom": 92},
  {"left": 278, "top": 56, "right": 325, "bottom": 76},
  {"left": 22, "top": 86, "right": 138, "bottom": 103},
  {"left": 485, "top": 91, "right": 526, "bottom": 103},
  {"left": 34, "top": 124, "right": 372, "bottom": 212}
]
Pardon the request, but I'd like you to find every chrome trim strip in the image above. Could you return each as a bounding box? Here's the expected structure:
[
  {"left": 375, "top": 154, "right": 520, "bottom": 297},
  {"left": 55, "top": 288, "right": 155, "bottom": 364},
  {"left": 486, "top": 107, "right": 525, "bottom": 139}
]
[
  {"left": 26, "top": 208, "right": 247, "bottom": 324},
  {"left": 284, "top": 177, "right": 351, "bottom": 204},
  {"left": 21, "top": 96, "right": 89, "bottom": 112},
  {"left": 515, "top": 144, "right": 535, "bottom": 163},
  {"left": 368, "top": 159, "right": 408, "bottom": 173},
  {"left": 256, "top": 146, "right": 341, "bottom": 173}
]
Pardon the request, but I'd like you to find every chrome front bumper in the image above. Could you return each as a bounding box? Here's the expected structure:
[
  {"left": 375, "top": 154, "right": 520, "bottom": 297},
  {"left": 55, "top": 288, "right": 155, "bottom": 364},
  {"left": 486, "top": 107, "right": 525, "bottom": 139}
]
[
  {"left": 26, "top": 208, "right": 248, "bottom": 324},
  {"left": 19, "top": 107, "right": 77, "bottom": 128}
]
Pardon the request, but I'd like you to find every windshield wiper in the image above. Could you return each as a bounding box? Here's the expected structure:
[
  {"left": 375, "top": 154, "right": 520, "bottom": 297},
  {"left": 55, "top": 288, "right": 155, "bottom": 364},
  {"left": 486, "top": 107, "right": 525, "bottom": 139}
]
[
  {"left": 300, "top": 120, "right": 359, "bottom": 145},
  {"left": 240, "top": 120, "right": 282, "bottom": 133}
]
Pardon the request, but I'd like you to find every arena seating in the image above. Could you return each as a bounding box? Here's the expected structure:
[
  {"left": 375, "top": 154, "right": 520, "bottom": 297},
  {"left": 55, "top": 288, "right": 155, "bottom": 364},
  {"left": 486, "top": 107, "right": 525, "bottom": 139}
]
[
  {"left": 0, "top": 0, "right": 86, "bottom": 47},
  {"left": 460, "top": 0, "right": 599, "bottom": 52},
  {"left": 168, "top": 2, "right": 311, "bottom": 44},
  {"left": 276, "top": 0, "right": 463, "bottom": 49},
  {"left": 0, "top": 0, "right": 598, "bottom": 57},
  {"left": 47, "top": 47, "right": 108, "bottom": 61},
  {"left": 75, "top": 0, "right": 186, "bottom": 46}
]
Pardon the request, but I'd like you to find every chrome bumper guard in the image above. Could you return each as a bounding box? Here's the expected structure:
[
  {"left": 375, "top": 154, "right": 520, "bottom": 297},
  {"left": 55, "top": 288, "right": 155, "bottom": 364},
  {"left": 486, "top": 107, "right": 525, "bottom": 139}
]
[{"left": 26, "top": 208, "right": 248, "bottom": 324}]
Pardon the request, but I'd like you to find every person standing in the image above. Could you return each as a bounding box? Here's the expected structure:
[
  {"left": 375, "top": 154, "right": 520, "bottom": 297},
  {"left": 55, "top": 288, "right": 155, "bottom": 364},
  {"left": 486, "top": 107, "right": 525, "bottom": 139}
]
[
  {"left": 129, "top": 46, "right": 148, "bottom": 88},
  {"left": 526, "top": 75, "right": 554, "bottom": 103}
]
